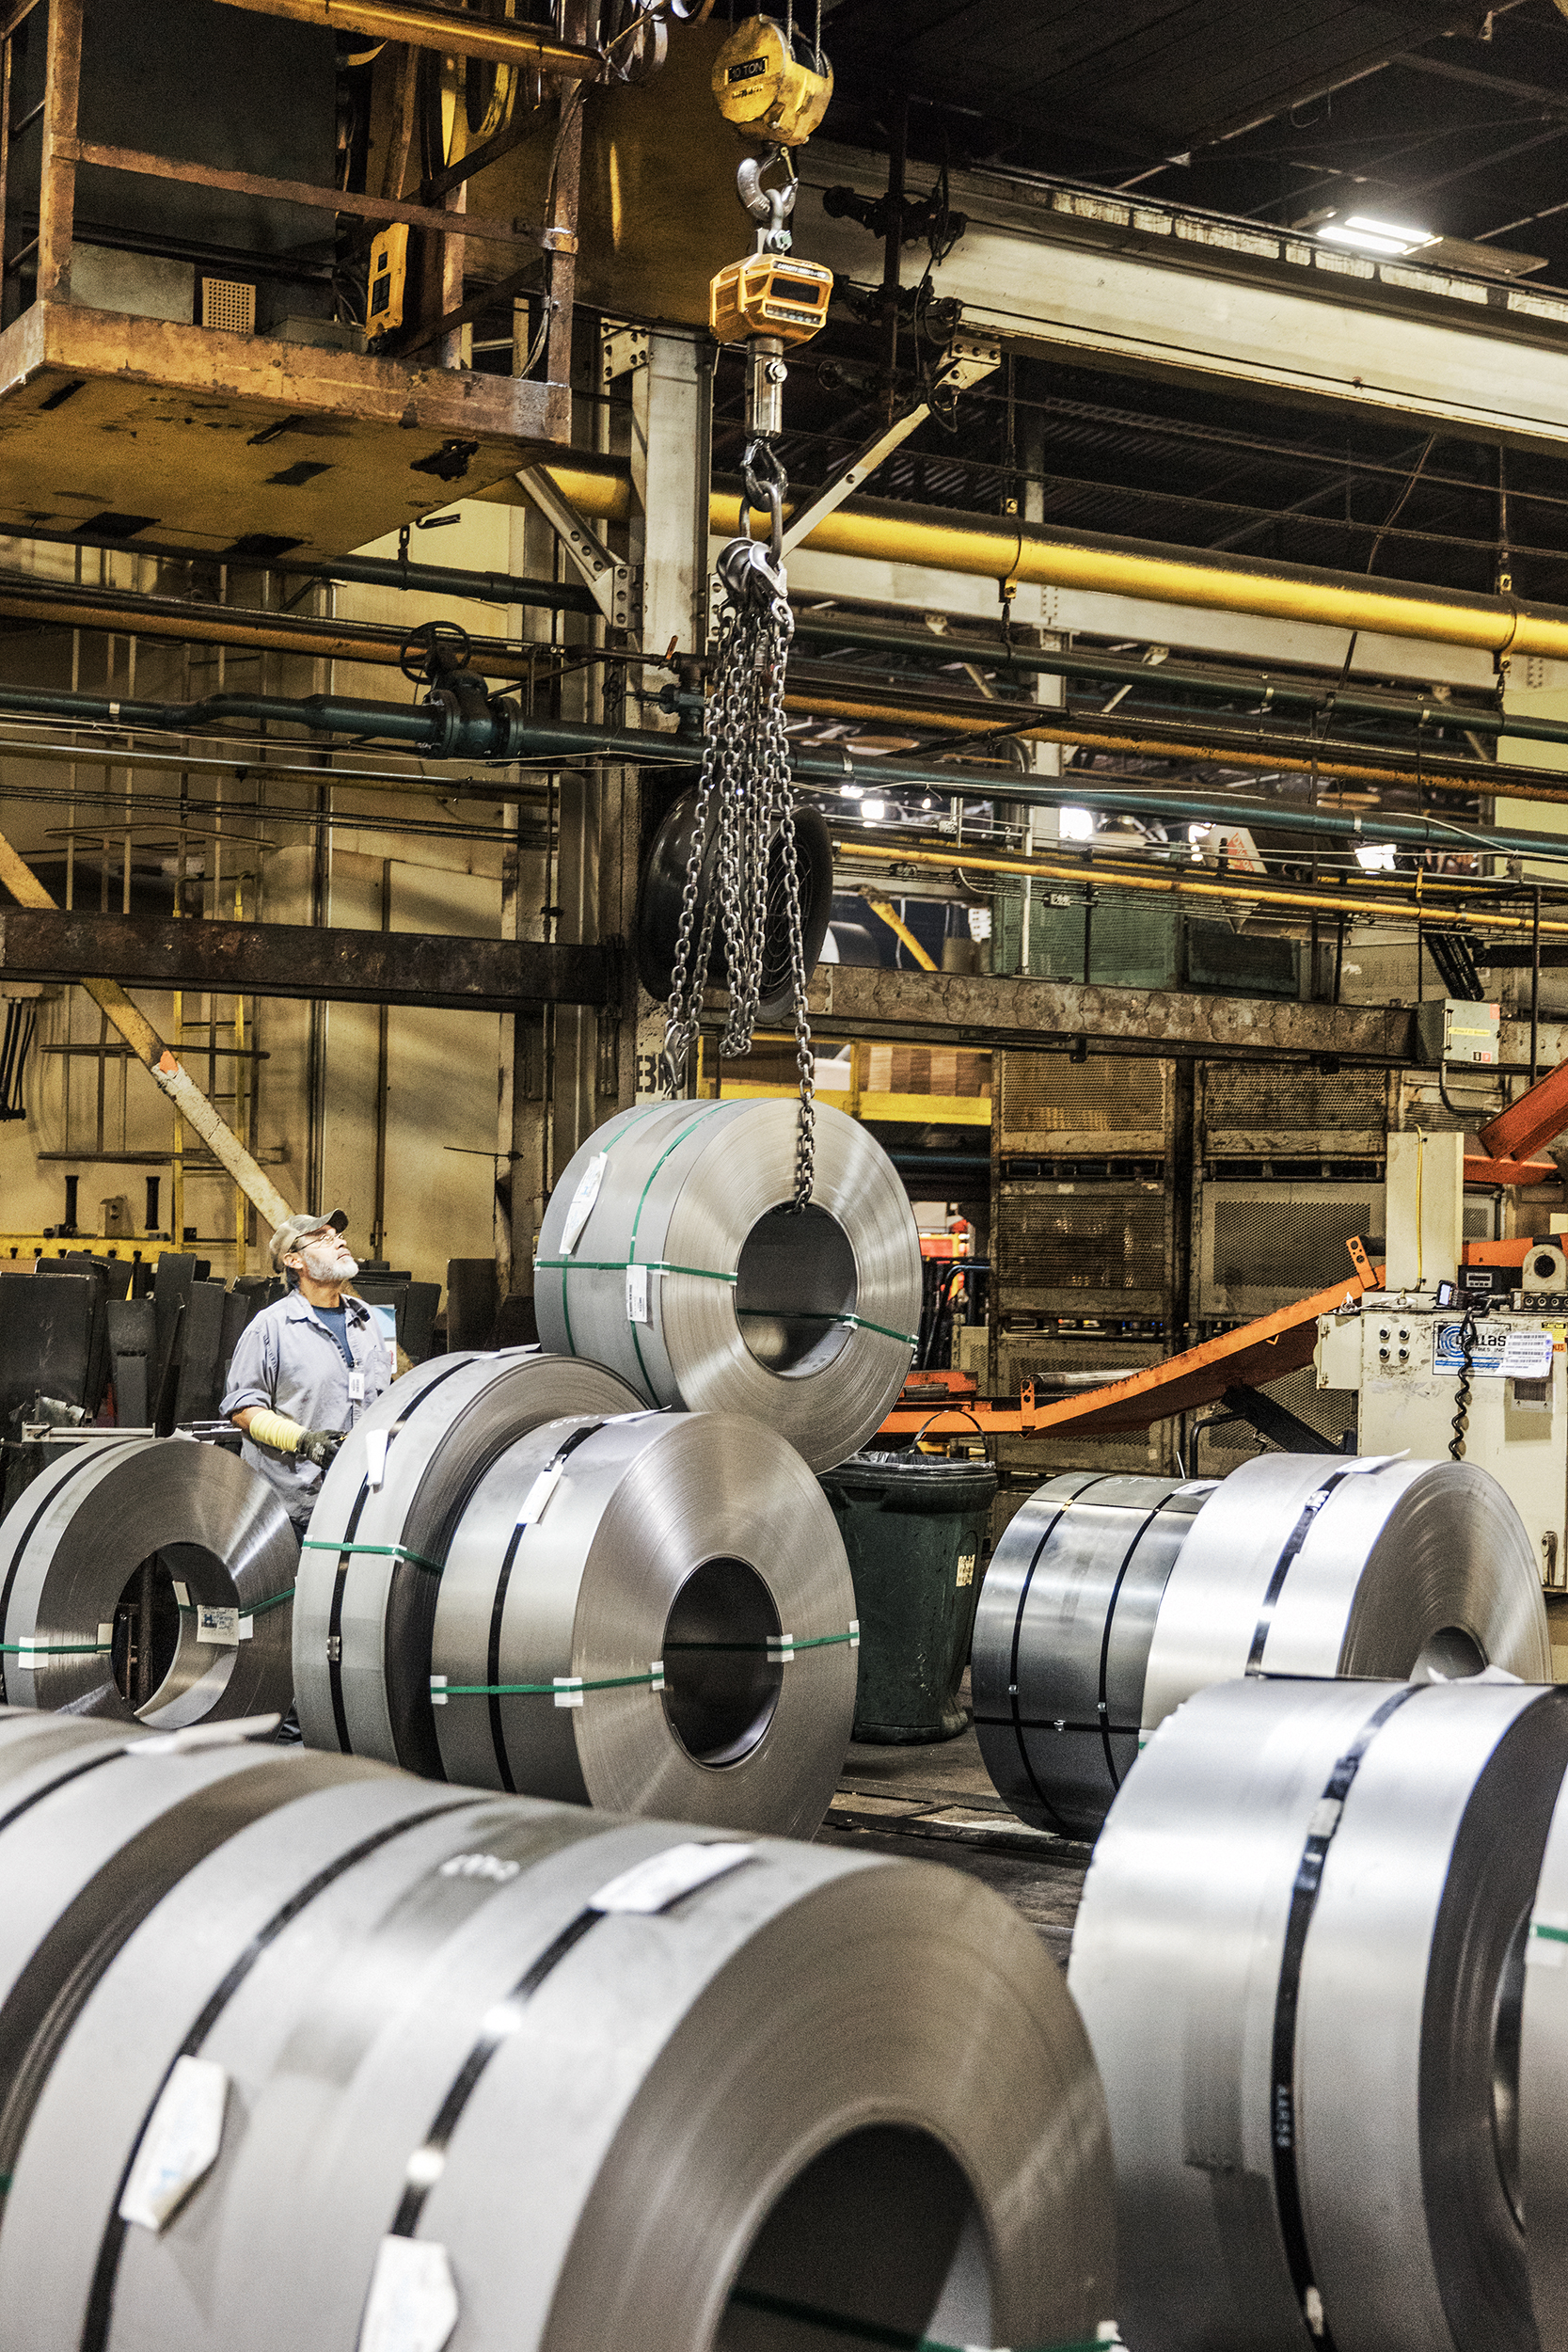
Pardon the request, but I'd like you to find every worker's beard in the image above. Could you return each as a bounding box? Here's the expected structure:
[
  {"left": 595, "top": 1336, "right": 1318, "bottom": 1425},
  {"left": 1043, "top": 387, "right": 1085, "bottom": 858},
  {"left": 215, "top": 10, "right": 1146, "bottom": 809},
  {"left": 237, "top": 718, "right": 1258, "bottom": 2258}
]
[{"left": 300, "top": 1238, "right": 357, "bottom": 1283}]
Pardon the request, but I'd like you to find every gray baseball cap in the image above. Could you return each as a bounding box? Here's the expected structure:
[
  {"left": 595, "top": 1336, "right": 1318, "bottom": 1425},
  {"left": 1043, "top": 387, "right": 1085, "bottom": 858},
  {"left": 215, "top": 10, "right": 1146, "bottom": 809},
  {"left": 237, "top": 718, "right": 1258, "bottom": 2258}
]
[{"left": 268, "top": 1208, "right": 348, "bottom": 1269}]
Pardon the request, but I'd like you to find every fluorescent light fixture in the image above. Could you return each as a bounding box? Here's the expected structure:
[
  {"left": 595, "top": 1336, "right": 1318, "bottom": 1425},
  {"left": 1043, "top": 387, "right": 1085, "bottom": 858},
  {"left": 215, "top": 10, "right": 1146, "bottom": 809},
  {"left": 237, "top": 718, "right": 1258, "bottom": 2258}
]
[
  {"left": 1059, "top": 805, "right": 1095, "bottom": 840},
  {"left": 861, "top": 798, "right": 885, "bottom": 820},
  {"left": 839, "top": 784, "right": 863, "bottom": 801},
  {"left": 1318, "top": 214, "right": 1436, "bottom": 259},
  {"left": 1356, "top": 842, "right": 1398, "bottom": 871}
]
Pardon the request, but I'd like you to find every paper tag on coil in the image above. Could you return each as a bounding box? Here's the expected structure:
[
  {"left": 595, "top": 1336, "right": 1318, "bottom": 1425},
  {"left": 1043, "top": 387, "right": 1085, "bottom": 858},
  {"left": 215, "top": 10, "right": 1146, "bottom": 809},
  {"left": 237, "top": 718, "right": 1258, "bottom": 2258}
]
[
  {"left": 517, "top": 1461, "right": 564, "bottom": 1527},
  {"left": 357, "top": 2236, "right": 459, "bottom": 2352},
  {"left": 99, "top": 1621, "right": 114, "bottom": 1649},
  {"left": 768, "top": 1632, "right": 795, "bottom": 1663},
  {"left": 590, "top": 1841, "right": 754, "bottom": 1915},
  {"left": 118, "top": 2055, "right": 229, "bottom": 2233},
  {"left": 364, "top": 1429, "right": 390, "bottom": 1490},
  {"left": 553, "top": 1677, "right": 584, "bottom": 1708},
  {"left": 430, "top": 1674, "right": 449, "bottom": 1708},
  {"left": 197, "top": 1605, "right": 241, "bottom": 1646},
  {"left": 559, "top": 1152, "right": 608, "bottom": 1255},
  {"left": 626, "top": 1263, "right": 649, "bottom": 1324}
]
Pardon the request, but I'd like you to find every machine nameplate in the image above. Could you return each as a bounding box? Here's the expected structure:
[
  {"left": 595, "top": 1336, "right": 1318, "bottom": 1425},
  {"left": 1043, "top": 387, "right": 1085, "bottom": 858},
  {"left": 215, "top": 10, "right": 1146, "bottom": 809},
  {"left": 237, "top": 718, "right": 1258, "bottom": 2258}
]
[{"left": 1433, "top": 1322, "right": 1559, "bottom": 1379}]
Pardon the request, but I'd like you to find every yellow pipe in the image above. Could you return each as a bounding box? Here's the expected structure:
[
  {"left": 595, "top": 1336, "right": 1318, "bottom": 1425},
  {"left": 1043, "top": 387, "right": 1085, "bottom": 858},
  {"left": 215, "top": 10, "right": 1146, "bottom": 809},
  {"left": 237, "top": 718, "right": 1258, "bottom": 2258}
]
[
  {"left": 836, "top": 833, "right": 1568, "bottom": 937},
  {"left": 537, "top": 462, "right": 1568, "bottom": 659},
  {"left": 861, "top": 895, "right": 937, "bottom": 970},
  {"left": 212, "top": 0, "right": 602, "bottom": 74}
]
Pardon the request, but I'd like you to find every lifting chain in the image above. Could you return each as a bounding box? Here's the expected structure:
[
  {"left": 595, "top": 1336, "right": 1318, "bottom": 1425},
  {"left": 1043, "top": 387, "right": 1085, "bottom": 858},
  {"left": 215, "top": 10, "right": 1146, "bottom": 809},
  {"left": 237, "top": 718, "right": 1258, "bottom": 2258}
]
[{"left": 661, "top": 438, "right": 816, "bottom": 1209}]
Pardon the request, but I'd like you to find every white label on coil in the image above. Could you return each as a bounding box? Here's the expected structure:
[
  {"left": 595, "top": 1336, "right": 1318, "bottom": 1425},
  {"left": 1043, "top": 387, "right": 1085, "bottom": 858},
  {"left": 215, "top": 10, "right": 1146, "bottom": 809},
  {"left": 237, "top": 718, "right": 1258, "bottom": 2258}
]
[
  {"left": 848, "top": 1619, "right": 860, "bottom": 1648},
  {"left": 357, "top": 2236, "right": 459, "bottom": 2352},
  {"left": 364, "top": 1429, "right": 390, "bottom": 1491},
  {"left": 1504, "top": 1329, "right": 1555, "bottom": 1380},
  {"left": 517, "top": 1462, "right": 564, "bottom": 1528},
  {"left": 171, "top": 1581, "right": 191, "bottom": 1609},
  {"left": 238, "top": 1616, "right": 254, "bottom": 1641},
  {"left": 553, "top": 1677, "right": 584, "bottom": 1708},
  {"left": 98, "top": 1621, "right": 114, "bottom": 1649},
  {"left": 197, "top": 1606, "right": 241, "bottom": 1647},
  {"left": 626, "top": 1263, "right": 649, "bottom": 1325},
  {"left": 1307, "top": 1797, "right": 1342, "bottom": 1840},
  {"left": 590, "top": 1841, "right": 755, "bottom": 1915},
  {"left": 430, "top": 1675, "right": 448, "bottom": 1706},
  {"left": 118, "top": 2056, "right": 229, "bottom": 2233},
  {"left": 348, "top": 1369, "right": 366, "bottom": 1405},
  {"left": 650, "top": 1658, "right": 665, "bottom": 1690},
  {"left": 768, "top": 1632, "right": 796, "bottom": 1662},
  {"left": 559, "top": 1152, "right": 608, "bottom": 1255}
]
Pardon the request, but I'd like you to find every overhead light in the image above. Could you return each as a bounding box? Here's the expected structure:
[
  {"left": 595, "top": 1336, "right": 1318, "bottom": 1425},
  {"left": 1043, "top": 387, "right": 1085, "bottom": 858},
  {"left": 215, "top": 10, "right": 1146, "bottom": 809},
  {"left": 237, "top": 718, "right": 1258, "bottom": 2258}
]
[
  {"left": 1059, "top": 806, "right": 1095, "bottom": 840},
  {"left": 1356, "top": 842, "right": 1398, "bottom": 871},
  {"left": 861, "top": 798, "right": 885, "bottom": 821},
  {"left": 1317, "top": 214, "right": 1437, "bottom": 259}
]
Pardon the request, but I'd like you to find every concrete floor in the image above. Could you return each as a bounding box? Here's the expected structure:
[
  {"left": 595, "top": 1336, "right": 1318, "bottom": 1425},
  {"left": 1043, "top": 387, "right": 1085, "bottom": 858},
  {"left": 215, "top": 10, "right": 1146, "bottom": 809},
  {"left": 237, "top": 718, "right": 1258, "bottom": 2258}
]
[{"left": 816, "top": 1712, "right": 1090, "bottom": 1969}]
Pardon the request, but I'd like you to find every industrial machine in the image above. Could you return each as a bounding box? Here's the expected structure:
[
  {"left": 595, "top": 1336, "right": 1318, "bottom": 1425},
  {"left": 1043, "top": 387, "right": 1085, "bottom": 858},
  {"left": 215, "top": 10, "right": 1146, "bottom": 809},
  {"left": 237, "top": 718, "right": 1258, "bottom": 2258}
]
[{"left": 1314, "top": 1130, "right": 1568, "bottom": 1588}]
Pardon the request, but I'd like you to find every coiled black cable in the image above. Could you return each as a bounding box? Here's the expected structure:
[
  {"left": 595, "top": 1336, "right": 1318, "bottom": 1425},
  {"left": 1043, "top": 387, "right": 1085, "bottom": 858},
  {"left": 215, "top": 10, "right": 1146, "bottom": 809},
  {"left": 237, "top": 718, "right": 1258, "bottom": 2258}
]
[{"left": 1449, "top": 1307, "right": 1478, "bottom": 1459}]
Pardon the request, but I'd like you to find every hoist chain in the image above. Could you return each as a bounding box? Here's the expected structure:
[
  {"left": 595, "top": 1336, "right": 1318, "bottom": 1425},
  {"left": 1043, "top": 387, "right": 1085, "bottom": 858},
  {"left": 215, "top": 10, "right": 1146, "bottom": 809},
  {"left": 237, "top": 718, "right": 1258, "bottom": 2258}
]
[{"left": 661, "top": 443, "right": 816, "bottom": 1208}]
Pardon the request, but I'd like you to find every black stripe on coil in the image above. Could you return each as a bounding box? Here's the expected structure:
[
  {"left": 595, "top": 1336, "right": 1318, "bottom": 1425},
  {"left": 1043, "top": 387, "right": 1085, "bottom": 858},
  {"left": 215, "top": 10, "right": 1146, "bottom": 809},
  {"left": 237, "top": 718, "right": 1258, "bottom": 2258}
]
[
  {"left": 324, "top": 1362, "right": 475, "bottom": 1754},
  {"left": 1268, "top": 1681, "right": 1421, "bottom": 2347},
  {"left": 974, "top": 1714, "right": 1145, "bottom": 1736},
  {"left": 1092, "top": 1498, "right": 1174, "bottom": 1798},
  {"left": 0, "top": 1440, "right": 138, "bottom": 1705},
  {"left": 77, "top": 1795, "right": 471, "bottom": 2352},
  {"left": 1244, "top": 1470, "right": 1356, "bottom": 1677},
  {"left": 483, "top": 1420, "right": 606, "bottom": 1793},
  {"left": 1005, "top": 1478, "right": 1113, "bottom": 1839}
]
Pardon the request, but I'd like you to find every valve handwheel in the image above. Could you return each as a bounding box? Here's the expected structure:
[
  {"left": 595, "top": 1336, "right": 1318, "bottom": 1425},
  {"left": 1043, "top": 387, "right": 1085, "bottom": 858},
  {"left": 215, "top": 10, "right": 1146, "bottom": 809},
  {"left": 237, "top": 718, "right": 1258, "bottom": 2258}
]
[{"left": 399, "top": 619, "right": 472, "bottom": 685}]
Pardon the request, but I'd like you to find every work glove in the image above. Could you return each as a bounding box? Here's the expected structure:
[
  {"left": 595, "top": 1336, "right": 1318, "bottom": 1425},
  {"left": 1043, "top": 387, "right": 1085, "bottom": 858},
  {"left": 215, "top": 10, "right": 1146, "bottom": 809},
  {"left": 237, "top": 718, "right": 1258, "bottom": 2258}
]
[{"left": 298, "top": 1427, "right": 346, "bottom": 1470}]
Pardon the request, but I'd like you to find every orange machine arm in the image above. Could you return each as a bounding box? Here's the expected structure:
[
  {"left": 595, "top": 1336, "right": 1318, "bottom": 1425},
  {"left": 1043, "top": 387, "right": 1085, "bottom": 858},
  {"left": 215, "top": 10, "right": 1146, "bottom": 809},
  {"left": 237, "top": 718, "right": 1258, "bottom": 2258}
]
[{"left": 1473, "top": 1057, "right": 1568, "bottom": 1183}]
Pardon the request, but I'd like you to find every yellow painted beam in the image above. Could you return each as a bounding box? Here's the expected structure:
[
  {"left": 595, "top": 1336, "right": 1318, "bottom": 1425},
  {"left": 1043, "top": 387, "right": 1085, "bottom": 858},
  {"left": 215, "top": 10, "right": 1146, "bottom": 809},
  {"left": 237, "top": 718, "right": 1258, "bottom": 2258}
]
[{"left": 717, "top": 1082, "right": 992, "bottom": 1127}]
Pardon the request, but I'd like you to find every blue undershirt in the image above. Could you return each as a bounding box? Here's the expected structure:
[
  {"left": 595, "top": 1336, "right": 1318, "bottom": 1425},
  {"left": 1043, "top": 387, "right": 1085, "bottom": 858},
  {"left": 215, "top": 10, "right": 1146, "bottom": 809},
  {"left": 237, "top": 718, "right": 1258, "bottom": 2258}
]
[{"left": 314, "top": 1303, "right": 354, "bottom": 1370}]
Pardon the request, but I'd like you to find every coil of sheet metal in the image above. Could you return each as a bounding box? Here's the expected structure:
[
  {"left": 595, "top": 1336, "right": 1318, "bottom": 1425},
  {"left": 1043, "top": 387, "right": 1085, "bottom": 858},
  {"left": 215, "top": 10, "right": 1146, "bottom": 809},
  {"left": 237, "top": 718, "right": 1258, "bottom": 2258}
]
[
  {"left": 532, "top": 1098, "right": 924, "bottom": 1473},
  {"left": 0, "top": 1437, "right": 297, "bottom": 1730},
  {"left": 973, "top": 1453, "right": 1551, "bottom": 1838},
  {"left": 1069, "top": 1673, "right": 1568, "bottom": 2352},
  {"left": 294, "top": 1349, "right": 642, "bottom": 1774},
  {"left": 1521, "top": 1732, "right": 1568, "bottom": 2351},
  {"left": 428, "top": 1406, "right": 858, "bottom": 1838},
  {"left": 0, "top": 1703, "right": 1115, "bottom": 2352}
]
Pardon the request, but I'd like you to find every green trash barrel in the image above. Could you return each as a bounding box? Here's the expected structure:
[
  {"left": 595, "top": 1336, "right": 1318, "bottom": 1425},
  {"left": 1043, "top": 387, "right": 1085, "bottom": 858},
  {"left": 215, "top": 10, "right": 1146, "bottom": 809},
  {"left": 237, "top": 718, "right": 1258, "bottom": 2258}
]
[{"left": 819, "top": 1450, "right": 998, "bottom": 1744}]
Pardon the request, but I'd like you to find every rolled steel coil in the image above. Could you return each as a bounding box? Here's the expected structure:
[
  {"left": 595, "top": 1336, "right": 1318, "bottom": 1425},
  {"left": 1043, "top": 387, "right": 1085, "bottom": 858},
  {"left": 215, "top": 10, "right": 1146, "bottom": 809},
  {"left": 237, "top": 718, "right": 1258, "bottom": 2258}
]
[
  {"left": 0, "top": 1437, "right": 296, "bottom": 1731},
  {"left": 294, "top": 1349, "right": 642, "bottom": 1774},
  {"left": 0, "top": 1703, "right": 1115, "bottom": 2352},
  {"left": 533, "top": 1098, "right": 924, "bottom": 1473},
  {"left": 1521, "top": 1732, "right": 1568, "bottom": 2350},
  {"left": 973, "top": 1454, "right": 1551, "bottom": 1839},
  {"left": 1069, "top": 1673, "right": 1568, "bottom": 2352},
  {"left": 429, "top": 1407, "right": 858, "bottom": 1839}
]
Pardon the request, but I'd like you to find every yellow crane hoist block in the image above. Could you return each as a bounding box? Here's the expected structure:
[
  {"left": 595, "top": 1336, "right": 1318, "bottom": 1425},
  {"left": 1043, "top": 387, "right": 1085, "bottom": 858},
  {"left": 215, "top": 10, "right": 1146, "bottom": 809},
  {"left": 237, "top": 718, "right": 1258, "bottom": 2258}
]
[
  {"left": 713, "top": 15, "right": 832, "bottom": 146},
  {"left": 709, "top": 251, "right": 833, "bottom": 346}
]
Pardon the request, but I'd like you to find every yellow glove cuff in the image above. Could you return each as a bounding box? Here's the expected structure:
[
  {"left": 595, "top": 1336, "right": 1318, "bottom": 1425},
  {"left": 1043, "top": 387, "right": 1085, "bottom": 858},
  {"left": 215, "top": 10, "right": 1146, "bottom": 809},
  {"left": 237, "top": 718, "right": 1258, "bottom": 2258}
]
[{"left": 247, "top": 1407, "right": 306, "bottom": 1455}]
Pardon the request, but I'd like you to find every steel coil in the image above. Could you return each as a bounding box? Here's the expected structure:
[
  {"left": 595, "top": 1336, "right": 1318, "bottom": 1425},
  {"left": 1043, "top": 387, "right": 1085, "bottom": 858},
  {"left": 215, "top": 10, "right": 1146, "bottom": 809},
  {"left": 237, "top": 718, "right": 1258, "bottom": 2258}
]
[
  {"left": 973, "top": 1454, "right": 1551, "bottom": 1838},
  {"left": 1069, "top": 1673, "right": 1568, "bottom": 2352},
  {"left": 0, "top": 1437, "right": 296, "bottom": 1731},
  {"left": 0, "top": 1703, "right": 1115, "bottom": 2352},
  {"left": 295, "top": 1350, "right": 641, "bottom": 1775},
  {"left": 1521, "top": 1733, "right": 1568, "bottom": 2350},
  {"left": 533, "top": 1098, "right": 924, "bottom": 1473},
  {"left": 429, "top": 1407, "right": 858, "bottom": 1837}
]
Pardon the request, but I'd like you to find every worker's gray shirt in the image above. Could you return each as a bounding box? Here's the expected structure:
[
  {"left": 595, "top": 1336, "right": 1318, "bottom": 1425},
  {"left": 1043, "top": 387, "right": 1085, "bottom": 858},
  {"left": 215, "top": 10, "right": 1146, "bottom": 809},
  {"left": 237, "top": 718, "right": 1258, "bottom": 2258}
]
[{"left": 221, "top": 1292, "right": 392, "bottom": 1529}]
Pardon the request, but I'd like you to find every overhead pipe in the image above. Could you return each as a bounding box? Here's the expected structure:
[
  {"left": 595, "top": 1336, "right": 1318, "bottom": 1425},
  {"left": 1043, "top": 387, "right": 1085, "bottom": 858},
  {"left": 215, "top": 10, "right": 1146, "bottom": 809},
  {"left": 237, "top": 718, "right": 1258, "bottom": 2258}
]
[
  {"left": 785, "top": 611, "right": 1568, "bottom": 755},
  {"left": 0, "top": 827, "right": 296, "bottom": 1232},
  {"left": 525, "top": 464, "right": 1568, "bottom": 662}
]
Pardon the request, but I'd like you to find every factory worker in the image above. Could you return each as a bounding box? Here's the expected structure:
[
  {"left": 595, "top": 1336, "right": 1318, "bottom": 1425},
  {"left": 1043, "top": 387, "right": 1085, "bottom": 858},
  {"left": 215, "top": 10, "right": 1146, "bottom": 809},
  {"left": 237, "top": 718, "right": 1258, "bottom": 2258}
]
[{"left": 222, "top": 1209, "right": 392, "bottom": 1534}]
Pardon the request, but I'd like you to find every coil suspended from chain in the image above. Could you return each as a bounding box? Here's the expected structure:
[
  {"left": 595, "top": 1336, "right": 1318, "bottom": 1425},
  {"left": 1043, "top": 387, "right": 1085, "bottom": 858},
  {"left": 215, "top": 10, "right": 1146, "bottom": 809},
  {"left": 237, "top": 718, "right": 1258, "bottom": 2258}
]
[
  {"left": 0, "top": 1437, "right": 296, "bottom": 1731},
  {"left": 0, "top": 1703, "right": 1115, "bottom": 2352},
  {"left": 428, "top": 1408, "right": 858, "bottom": 1839},
  {"left": 294, "top": 1349, "right": 641, "bottom": 1775},
  {"left": 534, "top": 1098, "right": 923, "bottom": 1472},
  {"left": 1069, "top": 1674, "right": 1568, "bottom": 2352},
  {"left": 973, "top": 1454, "right": 1551, "bottom": 1839}
]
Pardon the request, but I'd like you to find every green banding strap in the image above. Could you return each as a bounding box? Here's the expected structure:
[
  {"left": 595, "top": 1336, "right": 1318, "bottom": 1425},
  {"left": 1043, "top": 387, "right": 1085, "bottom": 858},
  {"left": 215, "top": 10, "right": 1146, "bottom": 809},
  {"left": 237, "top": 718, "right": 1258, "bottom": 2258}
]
[
  {"left": 532, "top": 1266, "right": 915, "bottom": 1349},
  {"left": 727, "top": 2287, "right": 1109, "bottom": 2352},
  {"left": 245, "top": 1586, "right": 296, "bottom": 1618},
  {"left": 300, "top": 1539, "right": 443, "bottom": 1576},
  {"left": 736, "top": 1305, "right": 918, "bottom": 1345},
  {"left": 1534, "top": 1922, "right": 1568, "bottom": 1946},
  {"left": 664, "top": 1631, "right": 860, "bottom": 1654},
  {"left": 433, "top": 1671, "right": 665, "bottom": 1698},
  {"left": 0, "top": 1641, "right": 111, "bottom": 1656}
]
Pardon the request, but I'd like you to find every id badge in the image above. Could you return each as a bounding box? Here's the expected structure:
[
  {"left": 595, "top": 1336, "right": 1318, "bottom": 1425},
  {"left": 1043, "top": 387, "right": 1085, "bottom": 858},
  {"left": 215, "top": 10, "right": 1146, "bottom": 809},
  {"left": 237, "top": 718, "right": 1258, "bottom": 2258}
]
[{"left": 348, "top": 1368, "right": 366, "bottom": 1405}]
